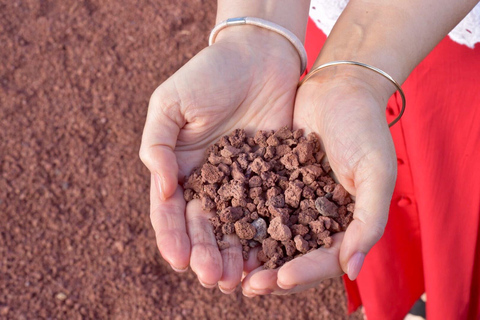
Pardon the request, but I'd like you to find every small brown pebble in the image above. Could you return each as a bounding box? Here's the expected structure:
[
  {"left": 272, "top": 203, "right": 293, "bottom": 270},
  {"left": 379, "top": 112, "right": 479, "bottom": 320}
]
[
  {"left": 294, "top": 235, "right": 309, "bottom": 253},
  {"left": 295, "top": 141, "right": 316, "bottom": 164},
  {"left": 268, "top": 206, "right": 290, "bottom": 223},
  {"left": 347, "top": 202, "right": 355, "bottom": 213},
  {"left": 254, "top": 130, "right": 268, "bottom": 147},
  {"left": 219, "top": 207, "right": 244, "bottom": 223},
  {"left": 280, "top": 152, "right": 299, "bottom": 170},
  {"left": 293, "top": 129, "right": 303, "bottom": 139},
  {"left": 303, "top": 173, "right": 316, "bottom": 185},
  {"left": 183, "top": 189, "right": 194, "bottom": 201},
  {"left": 300, "top": 199, "right": 315, "bottom": 210},
  {"left": 218, "top": 181, "right": 245, "bottom": 200},
  {"left": 264, "top": 146, "right": 276, "bottom": 159},
  {"left": 248, "top": 176, "right": 262, "bottom": 188},
  {"left": 302, "top": 186, "right": 315, "bottom": 199},
  {"left": 222, "top": 222, "right": 235, "bottom": 235},
  {"left": 322, "top": 161, "right": 331, "bottom": 173},
  {"left": 246, "top": 203, "right": 257, "bottom": 212},
  {"left": 323, "top": 237, "right": 333, "bottom": 248},
  {"left": 298, "top": 208, "right": 319, "bottom": 225},
  {"left": 291, "top": 224, "right": 309, "bottom": 236},
  {"left": 262, "top": 237, "right": 279, "bottom": 258},
  {"left": 216, "top": 163, "right": 230, "bottom": 175},
  {"left": 323, "top": 184, "right": 335, "bottom": 193},
  {"left": 250, "top": 157, "right": 272, "bottom": 174},
  {"left": 234, "top": 220, "right": 256, "bottom": 240},
  {"left": 274, "top": 126, "right": 293, "bottom": 140},
  {"left": 315, "top": 197, "right": 339, "bottom": 218},
  {"left": 231, "top": 197, "right": 247, "bottom": 208},
  {"left": 283, "top": 239, "right": 296, "bottom": 256},
  {"left": 285, "top": 180, "right": 304, "bottom": 208},
  {"left": 201, "top": 196, "right": 216, "bottom": 211},
  {"left": 266, "top": 187, "right": 281, "bottom": 199},
  {"left": 332, "top": 184, "right": 351, "bottom": 205},
  {"left": 309, "top": 220, "right": 326, "bottom": 234},
  {"left": 229, "top": 129, "right": 246, "bottom": 147},
  {"left": 276, "top": 144, "right": 291, "bottom": 157},
  {"left": 247, "top": 137, "right": 256, "bottom": 147},
  {"left": 249, "top": 187, "right": 263, "bottom": 199},
  {"left": 184, "top": 170, "right": 203, "bottom": 193},
  {"left": 267, "top": 217, "right": 292, "bottom": 241},
  {"left": 315, "top": 151, "right": 325, "bottom": 162},
  {"left": 217, "top": 240, "right": 230, "bottom": 250},
  {"left": 260, "top": 171, "right": 278, "bottom": 188},
  {"left": 221, "top": 145, "right": 241, "bottom": 158},
  {"left": 203, "top": 184, "right": 218, "bottom": 199},
  {"left": 257, "top": 249, "right": 269, "bottom": 263},
  {"left": 268, "top": 194, "right": 285, "bottom": 207},
  {"left": 201, "top": 163, "right": 224, "bottom": 184}
]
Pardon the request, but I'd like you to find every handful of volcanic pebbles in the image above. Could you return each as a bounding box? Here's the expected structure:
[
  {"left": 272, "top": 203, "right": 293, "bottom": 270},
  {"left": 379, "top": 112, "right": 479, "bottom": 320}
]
[{"left": 183, "top": 127, "right": 354, "bottom": 269}]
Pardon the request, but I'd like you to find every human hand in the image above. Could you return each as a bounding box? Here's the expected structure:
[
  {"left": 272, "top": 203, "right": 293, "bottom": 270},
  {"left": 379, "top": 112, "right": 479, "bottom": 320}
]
[
  {"left": 242, "top": 67, "right": 397, "bottom": 296},
  {"left": 139, "top": 28, "right": 301, "bottom": 293}
]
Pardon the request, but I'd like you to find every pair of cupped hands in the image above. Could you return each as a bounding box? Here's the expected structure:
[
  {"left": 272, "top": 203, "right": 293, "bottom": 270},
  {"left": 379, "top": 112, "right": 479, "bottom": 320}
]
[{"left": 140, "top": 29, "right": 397, "bottom": 297}]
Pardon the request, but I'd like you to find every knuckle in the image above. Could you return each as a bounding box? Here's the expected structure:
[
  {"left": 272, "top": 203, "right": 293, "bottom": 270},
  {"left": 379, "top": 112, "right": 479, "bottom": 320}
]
[
  {"left": 369, "top": 221, "right": 386, "bottom": 243},
  {"left": 138, "top": 145, "right": 153, "bottom": 168}
]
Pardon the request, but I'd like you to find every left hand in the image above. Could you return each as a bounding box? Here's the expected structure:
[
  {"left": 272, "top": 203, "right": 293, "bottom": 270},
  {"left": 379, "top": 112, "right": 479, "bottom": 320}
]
[{"left": 242, "top": 68, "right": 397, "bottom": 296}]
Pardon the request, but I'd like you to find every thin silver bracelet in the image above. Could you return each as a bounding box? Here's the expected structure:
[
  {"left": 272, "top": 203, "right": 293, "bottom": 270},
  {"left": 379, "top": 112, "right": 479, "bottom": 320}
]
[
  {"left": 299, "top": 60, "right": 406, "bottom": 127},
  {"left": 209, "top": 17, "right": 308, "bottom": 75}
]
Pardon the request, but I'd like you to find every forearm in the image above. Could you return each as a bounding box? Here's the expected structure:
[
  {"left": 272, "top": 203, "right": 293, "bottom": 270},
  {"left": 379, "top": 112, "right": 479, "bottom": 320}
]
[
  {"left": 216, "top": 0, "right": 311, "bottom": 42},
  {"left": 316, "top": 0, "right": 479, "bottom": 88}
]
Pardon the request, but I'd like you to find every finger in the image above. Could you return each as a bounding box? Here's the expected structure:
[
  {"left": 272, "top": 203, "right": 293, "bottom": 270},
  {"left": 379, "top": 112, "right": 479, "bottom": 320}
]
[
  {"left": 139, "top": 85, "right": 184, "bottom": 201},
  {"left": 242, "top": 266, "right": 279, "bottom": 297},
  {"left": 150, "top": 181, "right": 190, "bottom": 272},
  {"left": 218, "top": 234, "right": 243, "bottom": 294},
  {"left": 276, "top": 233, "right": 344, "bottom": 290},
  {"left": 244, "top": 247, "right": 262, "bottom": 274},
  {"left": 186, "top": 199, "right": 223, "bottom": 288},
  {"left": 340, "top": 156, "right": 396, "bottom": 280}
]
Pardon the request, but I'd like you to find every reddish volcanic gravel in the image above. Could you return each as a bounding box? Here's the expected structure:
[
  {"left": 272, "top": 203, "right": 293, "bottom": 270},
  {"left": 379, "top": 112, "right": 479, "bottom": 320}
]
[
  {"left": 0, "top": 0, "right": 362, "bottom": 319},
  {"left": 184, "top": 127, "right": 354, "bottom": 269}
]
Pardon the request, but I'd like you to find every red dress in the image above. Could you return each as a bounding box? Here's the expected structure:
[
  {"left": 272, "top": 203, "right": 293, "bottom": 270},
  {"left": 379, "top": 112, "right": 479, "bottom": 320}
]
[{"left": 305, "top": 18, "right": 480, "bottom": 320}]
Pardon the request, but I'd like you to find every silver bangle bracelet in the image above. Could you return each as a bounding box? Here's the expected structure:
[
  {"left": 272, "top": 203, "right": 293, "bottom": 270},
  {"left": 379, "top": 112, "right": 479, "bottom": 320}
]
[
  {"left": 209, "top": 17, "right": 308, "bottom": 75},
  {"left": 299, "top": 60, "right": 406, "bottom": 127}
]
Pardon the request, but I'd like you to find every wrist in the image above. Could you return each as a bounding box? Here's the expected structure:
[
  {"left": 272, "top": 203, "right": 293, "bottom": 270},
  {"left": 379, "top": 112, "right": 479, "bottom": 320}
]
[
  {"left": 216, "top": 0, "right": 310, "bottom": 42},
  {"left": 212, "top": 23, "right": 302, "bottom": 75},
  {"left": 300, "top": 66, "right": 395, "bottom": 116}
]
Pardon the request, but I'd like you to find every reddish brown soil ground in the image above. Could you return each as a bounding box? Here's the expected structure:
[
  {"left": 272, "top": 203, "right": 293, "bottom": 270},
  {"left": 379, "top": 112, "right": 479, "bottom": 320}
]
[{"left": 0, "top": 1, "right": 362, "bottom": 319}]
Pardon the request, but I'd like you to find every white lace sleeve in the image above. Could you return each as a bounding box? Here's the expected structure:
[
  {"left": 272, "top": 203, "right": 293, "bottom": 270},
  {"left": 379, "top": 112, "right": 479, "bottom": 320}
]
[{"left": 309, "top": 0, "right": 480, "bottom": 48}]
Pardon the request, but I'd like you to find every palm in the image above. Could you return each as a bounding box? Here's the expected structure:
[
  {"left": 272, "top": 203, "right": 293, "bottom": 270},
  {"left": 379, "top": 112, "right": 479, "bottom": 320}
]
[
  {"left": 173, "top": 43, "right": 298, "bottom": 177},
  {"left": 141, "top": 38, "right": 300, "bottom": 293}
]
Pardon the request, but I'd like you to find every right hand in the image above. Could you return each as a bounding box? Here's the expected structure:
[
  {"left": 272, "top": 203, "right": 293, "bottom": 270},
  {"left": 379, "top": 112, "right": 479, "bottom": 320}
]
[{"left": 139, "top": 28, "right": 301, "bottom": 293}]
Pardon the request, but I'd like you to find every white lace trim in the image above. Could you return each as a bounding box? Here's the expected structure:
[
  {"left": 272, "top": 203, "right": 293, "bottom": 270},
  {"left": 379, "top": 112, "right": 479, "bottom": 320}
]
[{"left": 309, "top": 0, "right": 480, "bottom": 48}]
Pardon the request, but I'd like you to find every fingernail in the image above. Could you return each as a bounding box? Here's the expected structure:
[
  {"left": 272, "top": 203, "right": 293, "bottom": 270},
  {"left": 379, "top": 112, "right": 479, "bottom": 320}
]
[
  {"left": 251, "top": 289, "right": 273, "bottom": 295},
  {"left": 171, "top": 265, "right": 188, "bottom": 273},
  {"left": 277, "top": 281, "right": 296, "bottom": 290},
  {"left": 154, "top": 173, "right": 165, "bottom": 201},
  {"left": 199, "top": 280, "right": 216, "bottom": 289},
  {"left": 242, "top": 282, "right": 254, "bottom": 297},
  {"left": 347, "top": 252, "right": 365, "bottom": 281},
  {"left": 219, "top": 286, "right": 236, "bottom": 294}
]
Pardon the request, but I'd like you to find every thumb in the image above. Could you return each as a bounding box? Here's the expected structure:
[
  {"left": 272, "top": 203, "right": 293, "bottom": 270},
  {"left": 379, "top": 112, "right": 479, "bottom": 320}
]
[
  {"left": 339, "top": 155, "right": 396, "bottom": 280},
  {"left": 139, "top": 85, "right": 183, "bottom": 200}
]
